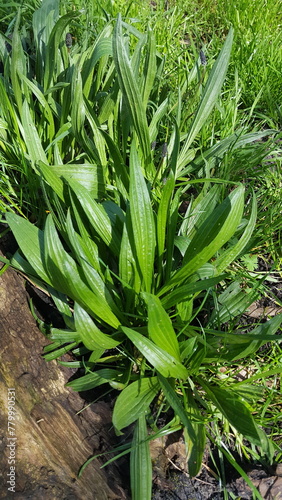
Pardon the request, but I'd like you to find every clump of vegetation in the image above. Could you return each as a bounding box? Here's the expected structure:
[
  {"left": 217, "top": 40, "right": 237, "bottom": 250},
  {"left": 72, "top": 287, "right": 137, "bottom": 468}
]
[{"left": 0, "top": 1, "right": 281, "bottom": 499}]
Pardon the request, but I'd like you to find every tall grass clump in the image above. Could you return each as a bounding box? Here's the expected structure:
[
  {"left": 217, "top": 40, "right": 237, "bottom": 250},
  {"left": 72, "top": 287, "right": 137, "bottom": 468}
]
[{"left": 1, "top": 1, "right": 281, "bottom": 498}]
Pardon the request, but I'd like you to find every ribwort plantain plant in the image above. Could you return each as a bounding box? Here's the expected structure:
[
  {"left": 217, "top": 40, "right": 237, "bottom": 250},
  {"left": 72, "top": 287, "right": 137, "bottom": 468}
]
[{"left": 2, "top": 2, "right": 282, "bottom": 499}]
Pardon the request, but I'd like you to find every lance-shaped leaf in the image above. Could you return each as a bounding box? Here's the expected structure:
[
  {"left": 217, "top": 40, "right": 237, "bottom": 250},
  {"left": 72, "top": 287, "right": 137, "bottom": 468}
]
[
  {"left": 129, "top": 145, "right": 156, "bottom": 292},
  {"left": 18, "top": 72, "right": 55, "bottom": 141},
  {"left": 184, "top": 390, "right": 206, "bottom": 477},
  {"left": 21, "top": 100, "right": 48, "bottom": 166},
  {"left": 113, "top": 15, "right": 153, "bottom": 177},
  {"left": 82, "top": 33, "right": 113, "bottom": 99},
  {"left": 67, "top": 369, "right": 123, "bottom": 392},
  {"left": 38, "top": 161, "right": 105, "bottom": 201},
  {"left": 74, "top": 302, "right": 120, "bottom": 351},
  {"left": 160, "top": 184, "right": 245, "bottom": 294},
  {"left": 112, "top": 377, "right": 160, "bottom": 432},
  {"left": 160, "top": 275, "right": 228, "bottom": 309},
  {"left": 121, "top": 327, "right": 188, "bottom": 379},
  {"left": 43, "top": 214, "right": 120, "bottom": 328},
  {"left": 130, "top": 415, "right": 152, "bottom": 500},
  {"left": 10, "top": 12, "right": 26, "bottom": 114},
  {"left": 68, "top": 178, "right": 121, "bottom": 256},
  {"left": 6, "top": 213, "right": 51, "bottom": 284},
  {"left": 65, "top": 212, "right": 124, "bottom": 322},
  {"left": 177, "top": 28, "right": 233, "bottom": 172},
  {"left": 158, "top": 374, "right": 205, "bottom": 476},
  {"left": 44, "top": 10, "right": 80, "bottom": 89},
  {"left": 140, "top": 29, "right": 156, "bottom": 108},
  {"left": 142, "top": 292, "right": 181, "bottom": 361},
  {"left": 119, "top": 213, "right": 142, "bottom": 299},
  {"left": 156, "top": 171, "right": 175, "bottom": 266},
  {"left": 214, "top": 192, "right": 257, "bottom": 273}
]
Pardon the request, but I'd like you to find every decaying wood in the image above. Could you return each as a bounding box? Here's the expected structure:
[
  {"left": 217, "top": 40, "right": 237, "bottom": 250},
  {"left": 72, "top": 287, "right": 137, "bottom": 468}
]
[{"left": 0, "top": 262, "right": 128, "bottom": 499}]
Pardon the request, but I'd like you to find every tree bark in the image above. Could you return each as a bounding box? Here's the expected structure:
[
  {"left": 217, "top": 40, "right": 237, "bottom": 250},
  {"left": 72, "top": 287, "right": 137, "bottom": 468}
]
[{"left": 0, "top": 260, "right": 128, "bottom": 499}]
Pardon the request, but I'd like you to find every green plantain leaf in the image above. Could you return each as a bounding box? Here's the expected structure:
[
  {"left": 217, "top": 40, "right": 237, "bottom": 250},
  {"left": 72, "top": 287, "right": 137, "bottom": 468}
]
[
  {"left": 65, "top": 212, "right": 125, "bottom": 322},
  {"left": 119, "top": 213, "right": 142, "bottom": 299},
  {"left": 165, "top": 187, "right": 182, "bottom": 281},
  {"left": 10, "top": 12, "right": 26, "bottom": 114},
  {"left": 122, "top": 327, "right": 188, "bottom": 379},
  {"left": 156, "top": 171, "right": 175, "bottom": 269},
  {"left": 129, "top": 144, "right": 156, "bottom": 292},
  {"left": 160, "top": 184, "right": 244, "bottom": 293},
  {"left": 6, "top": 213, "right": 51, "bottom": 284},
  {"left": 180, "top": 185, "right": 220, "bottom": 240},
  {"left": 43, "top": 215, "right": 120, "bottom": 328},
  {"left": 32, "top": 0, "right": 60, "bottom": 77},
  {"left": 112, "top": 377, "right": 160, "bottom": 432},
  {"left": 215, "top": 192, "right": 257, "bottom": 273},
  {"left": 68, "top": 178, "right": 121, "bottom": 256},
  {"left": 159, "top": 275, "right": 228, "bottom": 308},
  {"left": 130, "top": 415, "right": 152, "bottom": 500},
  {"left": 38, "top": 161, "right": 105, "bottom": 201},
  {"left": 21, "top": 100, "right": 48, "bottom": 165},
  {"left": 142, "top": 292, "right": 181, "bottom": 361},
  {"left": 44, "top": 10, "right": 80, "bottom": 89},
  {"left": 47, "top": 328, "right": 80, "bottom": 342},
  {"left": 184, "top": 390, "right": 206, "bottom": 477},
  {"left": 113, "top": 15, "right": 153, "bottom": 177},
  {"left": 17, "top": 72, "right": 56, "bottom": 145},
  {"left": 82, "top": 34, "right": 113, "bottom": 99},
  {"left": 74, "top": 302, "right": 120, "bottom": 350},
  {"left": 148, "top": 98, "right": 169, "bottom": 144},
  {"left": 140, "top": 29, "right": 156, "bottom": 108},
  {"left": 177, "top": 28, "right": 233, "bottom": 172},
  {"left": 67, "top": 369, "right": 123, "bottom": 391}
]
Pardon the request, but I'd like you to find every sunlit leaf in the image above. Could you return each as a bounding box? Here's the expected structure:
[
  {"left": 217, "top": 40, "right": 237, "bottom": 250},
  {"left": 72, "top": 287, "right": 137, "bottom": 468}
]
[
  {"left": 113, "top": 377, "right": 160, "bottom": 432},
  {"left": 130, "top": 415, "right": 152, "bottom": 500},
  {"left": 74, "top": 302, "right": 120, "bottom": 350},
  {"left": 122, "top": 327, "right": 188, "bottom": 379},
  {"left": 142, "top": 292, "right": 180, "bottom": 361},
  {"left": 177, "top": 28, "right": 234, "bottom": 172},
  {"left": 129, "top": 144, "right": 156, "bottom": 292},
  {"left": 67, "top": 369, "right": 123, "bottom": 391}
]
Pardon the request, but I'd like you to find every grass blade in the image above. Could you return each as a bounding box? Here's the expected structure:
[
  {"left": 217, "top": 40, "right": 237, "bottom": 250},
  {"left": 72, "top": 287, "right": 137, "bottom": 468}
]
[{"left": 199, "top": 380, "right": 264, "bottom": 448}]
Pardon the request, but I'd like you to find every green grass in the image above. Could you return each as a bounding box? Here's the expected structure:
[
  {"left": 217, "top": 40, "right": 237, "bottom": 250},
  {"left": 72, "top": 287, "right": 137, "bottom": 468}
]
[{"left": 0, "top": 1, "right": 281, "bottom": 499}]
